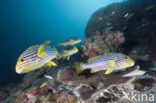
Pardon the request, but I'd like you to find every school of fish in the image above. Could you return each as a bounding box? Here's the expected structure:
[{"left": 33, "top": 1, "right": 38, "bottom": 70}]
[{"left": 16, "top": 36, "right": 144, "bottom": 77}]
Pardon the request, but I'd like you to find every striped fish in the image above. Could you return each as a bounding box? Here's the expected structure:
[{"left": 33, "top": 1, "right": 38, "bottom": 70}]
[
  {"left": 57, "top": 37, "right": 81, "bottom": 46},
  {"left": 58, "top": 45, "right": 78, "bottom": 60},
  {"left": 75, "top": 53, "right": 134, "bottom": 74},
  {"left": 16, "top": 40, "right": 58, "bottom": 74}
]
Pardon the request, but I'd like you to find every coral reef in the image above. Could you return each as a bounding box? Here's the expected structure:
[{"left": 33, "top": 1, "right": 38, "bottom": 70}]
[
  {"left": 57, "top": 66, "right": 138, "bottom": 101},
  {"left": 85, "top": 0, "right": 156, "bottom": 65},
  {"left": 81, "top": 31, "right": 125, "bottom": 58},
  {"left": 85, "top": 0, "right": 156, "bottom": 38},
  {"left": 1, "top": 0, "right": 156, "bottom": 103},
  {"left": 0, "top": 88, "right": 9, "bottom": 101}
]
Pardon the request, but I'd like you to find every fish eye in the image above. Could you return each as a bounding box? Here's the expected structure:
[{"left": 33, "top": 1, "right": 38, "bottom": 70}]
[
  {"left": 124, "top": 56, "right": 128, "bottom": 59},
  {"left": 20, "top": 58, "right": 24, "bottom": 62}
]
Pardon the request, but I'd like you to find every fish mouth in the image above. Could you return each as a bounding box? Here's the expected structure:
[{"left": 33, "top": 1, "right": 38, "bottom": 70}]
[
  {"left": 130, "top": 61, "right": 135, "bottom": 67},
  {"left": 16, "top": 69, "right": 24, "bottom": 74}
]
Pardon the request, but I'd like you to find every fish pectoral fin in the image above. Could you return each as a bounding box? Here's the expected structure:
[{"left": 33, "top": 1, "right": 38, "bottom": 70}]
[
  {"left": 45, "top": 61, "right": 57, "bottom": 67},
  {"left": 90, "top": 69, "right": 98, "bottom": 73},
  {"left": 108, "top": 61, "right": 116, "bottom": 67},
  {"left": 75, "top": 62, "right": 83, "bottom": 74},
  {"left": 105, "top": 69, "right": 113, "bottom": 74},
  {"left": 67, "top": 56, "right": 70, "bottom": 60},
  {"left": 38, "top": 45, "right": 45, "bottom": 58}
]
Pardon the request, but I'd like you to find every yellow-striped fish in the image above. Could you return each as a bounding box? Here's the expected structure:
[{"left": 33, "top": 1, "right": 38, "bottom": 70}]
[
  {"left": 143, "top": 5, "right": 155, "bottom": 12},
  {"left": 16, "top": 40, "right": 58, "bottom": 74},
  {"left": 58, "top": 45, "right": 78, "bottom": 60},
  {"left": 57, "top": 37, "right": 81, "bottom": 46},
  {"left": 75, "top": 53, "right": 134, "bottom": 74}
]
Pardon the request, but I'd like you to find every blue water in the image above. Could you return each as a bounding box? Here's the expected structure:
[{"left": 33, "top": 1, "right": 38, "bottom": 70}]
[{"left": 0, "top": 0, "right": 123, "bottom": 85}]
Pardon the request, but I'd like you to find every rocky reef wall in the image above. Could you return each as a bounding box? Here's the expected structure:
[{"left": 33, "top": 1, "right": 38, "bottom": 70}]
[{"left": 85, "top": 0, "right": 156, "bottom": 69}]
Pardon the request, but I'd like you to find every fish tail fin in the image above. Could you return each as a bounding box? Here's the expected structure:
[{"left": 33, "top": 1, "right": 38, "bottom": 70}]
[
  {"left": 56, "top": 41, "right": 59, "bottom": 47},
  {"left": 75, "top": 62, "right": 83, "bottom": 74},
  {"left": 57, "top": 53, "right": 61, "bottom": 59},
  {"left": 43, "top": 40, "right": 51, "bottom": 45},
  {"left": 53, "top": 46, "right": 57, "bottom": 51},
  {"left": 53, "top": 46, "right": 61, "bottom": 59}
]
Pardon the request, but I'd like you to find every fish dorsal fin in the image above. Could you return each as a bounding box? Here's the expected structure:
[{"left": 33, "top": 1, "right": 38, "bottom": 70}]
[
  {"left": 87, "top": 56, "right": 97, "bottom": 63},
  {"left": 38, "top": 45, "right": 45, "bottom": 58},
  {"left": 27, "top": 45, "right": 38, "bottom": 50},
  {"left": 108, "top": 61, "right": 116, "bottom": 67},
  {"left": 63, "top": 50, "right": 67, "bottom": 53},
  {"left": 90, "top": 69, "right": 98, "bottom": 73},
  {"left": 105, "top": 69, "right": 113, "bottom": 74},
  {"left": 31, "top": 45, "right": 37, "bottom": 48},
  {"left": 38, "top": 40, "right": 51, "bottom": 58}
]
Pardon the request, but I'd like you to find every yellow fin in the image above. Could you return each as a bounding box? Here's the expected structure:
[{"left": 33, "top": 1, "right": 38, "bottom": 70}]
[
  {"left": 75, "top": 62, "right": 83, "bottom": 74},
  {"left": 56, "top": 41, "right": 59, "bottom": 47},
  {"left": 38, "top": 40, "right": 51, "bottom": 58},
  {"left": 40, "top": 82, "right": 47, "bottom": 88},
  {"left": 43, "top": 40, "right": 51, "bottom": 45},
  {"left": 38, "top": 45, "right": 45, "bottom": 58},
  {"left": 108, "top": 61, "right": 116, "bottom": 67},
  {"left": 62, "top": 56, "right": 66, "bottom": 59},
  {"left": 63, "top": 50, "right": 67, "bottom": 53},
  {"left": 31, "top": 45, "right": 37, "bottom": 48},
  {"left": 105, "top": 69, "right": 113, "bottom": 74},
  {"left": 53, "top": 46, "right": 61, "bottom": 59},
  {"left": 69, "top": 39, "right": 73, "bottom": 42},
  {"left": 90, "top": 69, "right": 98, "bottom": 73},
  {"left": 67, "top": 56, "right": 70, "bottom": 60},
  {"left": 57, "top": 53, "right": 62, "bottom": 59},
  {"left": 53, "top": 46, "right": 57, "bottom": 51},
  {"left": 45, "top": 61, "right": 57, "bottom": 67},
  {"left": 87, "top": 57, "right": 96, "bottom": 63},
  {"left": 144, "top": 5, "right": 155, "bottom": 11}
]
